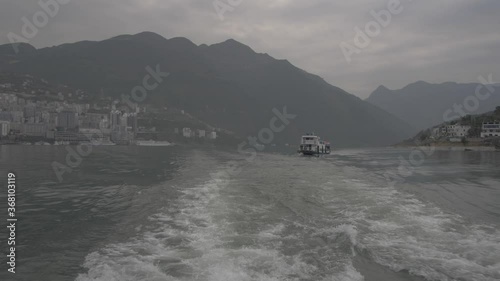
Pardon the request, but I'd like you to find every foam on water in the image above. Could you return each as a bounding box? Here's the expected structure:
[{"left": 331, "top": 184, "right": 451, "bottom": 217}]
[
  {"left": 327, "top": 174, "right": 500, "bottom": 281},
  {"left": 331, "top": 224, "right": 358, "bottom": 248},
  {"left": 76, "top": 170, "right": 345, "bottom": 281},
  {"left": 327, "top": 262, "right": 365, "bottom": 281},
  {"left": 258, "top": 223, "right": 287, "bottom": 240}
]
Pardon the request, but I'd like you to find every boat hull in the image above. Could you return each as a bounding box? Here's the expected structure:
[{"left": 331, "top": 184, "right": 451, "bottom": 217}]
[{"left": 298, "top": 149, "right": 330, "bottom": 156}]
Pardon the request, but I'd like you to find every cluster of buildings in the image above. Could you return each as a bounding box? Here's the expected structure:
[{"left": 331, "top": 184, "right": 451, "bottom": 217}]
[
  {"left": 431, "top": 121, "right": 500, "bottom": 140},
  {"left": 175, "top": 127, "right": 217, "bottom": 140},
  {"left": 480, "top": 121, "right": 500, "bottom": 138},
  {"left": 0, "top": 92, "right": 138, "bottom": 144},
  {"left": 0, "top": 91, "right": 220, "bottom": 145},
  {"left": 432, "top": 124, "right": 471, "bottom": 138}
]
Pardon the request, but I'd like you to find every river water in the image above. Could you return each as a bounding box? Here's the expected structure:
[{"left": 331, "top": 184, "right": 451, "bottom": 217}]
[{"left": 0, "top": 146, "right": 499, "bottom": 281}]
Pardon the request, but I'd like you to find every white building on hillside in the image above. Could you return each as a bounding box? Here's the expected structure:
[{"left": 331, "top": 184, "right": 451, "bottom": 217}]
[
  {"left": 437, "top": 124, "right": 470, "bottom": 138},
  {"left": 207, "top": 131, "right": 217, "bottom": 140},
  {"left": 0, "top": 121, "right": 10, "bottom": 136},
  {"left": 450, "top": 125, "right": 471, "bottom": 137},
  {"left": 23, "top": 123, "right": 47, "bottom": 137},
  {"left": 481, "top": 122, "right": 500, "bottom": 138},
  {"left": 197, "top": 129, "right": 206, "bottom": 138},
  {"left": 431, "top": 127, "right": 440, "bottom": 138},
  {"left": 182, "top": 128, "right": 192, "bottom": 138}
]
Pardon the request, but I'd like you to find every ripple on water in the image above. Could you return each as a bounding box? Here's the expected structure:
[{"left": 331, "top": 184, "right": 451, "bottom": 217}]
[
  {"left": 326, "top": 176, "right": 500, "bottom": 281},
  {"left": 76, "top": 170, "right": 365, "bottom": 281}
]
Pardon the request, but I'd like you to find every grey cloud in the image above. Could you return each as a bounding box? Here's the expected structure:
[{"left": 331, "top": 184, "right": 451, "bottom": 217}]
[{"left": 1, "top": 0, "right": 499, "bottom": 98}]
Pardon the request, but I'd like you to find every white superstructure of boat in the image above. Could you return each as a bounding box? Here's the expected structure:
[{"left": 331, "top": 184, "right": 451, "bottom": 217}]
[{"left": 298, "top": 133, "right": 331, "bottom": 155}]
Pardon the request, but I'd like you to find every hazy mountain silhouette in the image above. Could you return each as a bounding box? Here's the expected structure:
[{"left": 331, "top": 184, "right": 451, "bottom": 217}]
[
  {"left": 366, "top": 81, "right": 500, "bottom": 131},
  {"left": 0, "top": 32, "right": 414, "bottom": 147}
]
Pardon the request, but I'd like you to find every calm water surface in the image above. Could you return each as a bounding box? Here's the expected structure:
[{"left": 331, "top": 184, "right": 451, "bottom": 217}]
[{"left": 0, "top": 146, "right": 499, "bottom": 281}]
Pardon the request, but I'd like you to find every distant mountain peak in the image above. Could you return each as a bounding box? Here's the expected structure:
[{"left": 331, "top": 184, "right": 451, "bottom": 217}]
[
  {"left": 134, "top": 31, "right": 165, "bottom": 38},
  {"left": 167, "top": 37, "right": 197, "bottom": 47},
  {"left": 129, "top": 31, "right": 169, "bottom": 42},
  {"left": 106, "top": 32, "right": 197, "bottom": 51},
  {"left": 405, "top": 80, "right": 431, "bottom": 88},
  {"left": 366, "top": 85, "right": 393, "bottom": 101},
  {"left": 108, "top": 31, "right": 169, "bottom": 43},
  {"left": 201, "top": 38, "right": 274, "bottom": 69},
  {"left": 375, "top": 85, "right": 390, "bottom": 91},
  {"left": 222, "top": 38, "right": 246, "bottom": 46},
  {"left": 366, "top": 79, "right": 500, "bottom": 131},
  {"left": 210, "top": 39, "right": 256, "bottom": 53}
]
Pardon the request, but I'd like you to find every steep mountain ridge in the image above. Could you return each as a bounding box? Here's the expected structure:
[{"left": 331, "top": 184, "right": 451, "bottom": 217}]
[{"left": 0, "top": 32, "right": 414, "bottom": 147}]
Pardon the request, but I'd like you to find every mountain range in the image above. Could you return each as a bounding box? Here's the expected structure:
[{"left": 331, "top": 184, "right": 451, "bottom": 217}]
[
  {"left": 0, "top": 32, "right": 415, "bottom": 147},
  {"left": 366, "top": 81, "right": 500, "bottom": 131}
]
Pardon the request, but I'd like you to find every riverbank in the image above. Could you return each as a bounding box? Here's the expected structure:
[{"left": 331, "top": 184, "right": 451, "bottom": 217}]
[{"left": 394, "top": 141, "right": 498, "bottom": 151}]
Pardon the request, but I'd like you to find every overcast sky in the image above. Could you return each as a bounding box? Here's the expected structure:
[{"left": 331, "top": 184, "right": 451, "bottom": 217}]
[{"left": 1, "top": 0, "right": 499, "bottom": 98}]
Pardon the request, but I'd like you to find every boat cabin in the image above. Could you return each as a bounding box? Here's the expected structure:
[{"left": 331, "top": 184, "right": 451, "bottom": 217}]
[{"left": 299, "top": 133, "right": 331, "bottom": 155}]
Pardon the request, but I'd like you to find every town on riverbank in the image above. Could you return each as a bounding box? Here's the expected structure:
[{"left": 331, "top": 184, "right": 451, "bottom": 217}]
[
  {"left": 0, "top": 74, "right": 232, "bottom": 146},
  {"left": 397, "top": 106, "right": 500, "bottom": 150}
]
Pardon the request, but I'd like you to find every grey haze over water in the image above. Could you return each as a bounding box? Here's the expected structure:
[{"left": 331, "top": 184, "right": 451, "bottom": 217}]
[
  {"left": 1, "top": 146, "right": 499, "bottom": 281},
  {"left": 1, "top": 0, "right": 500, "bottom": 97}
]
